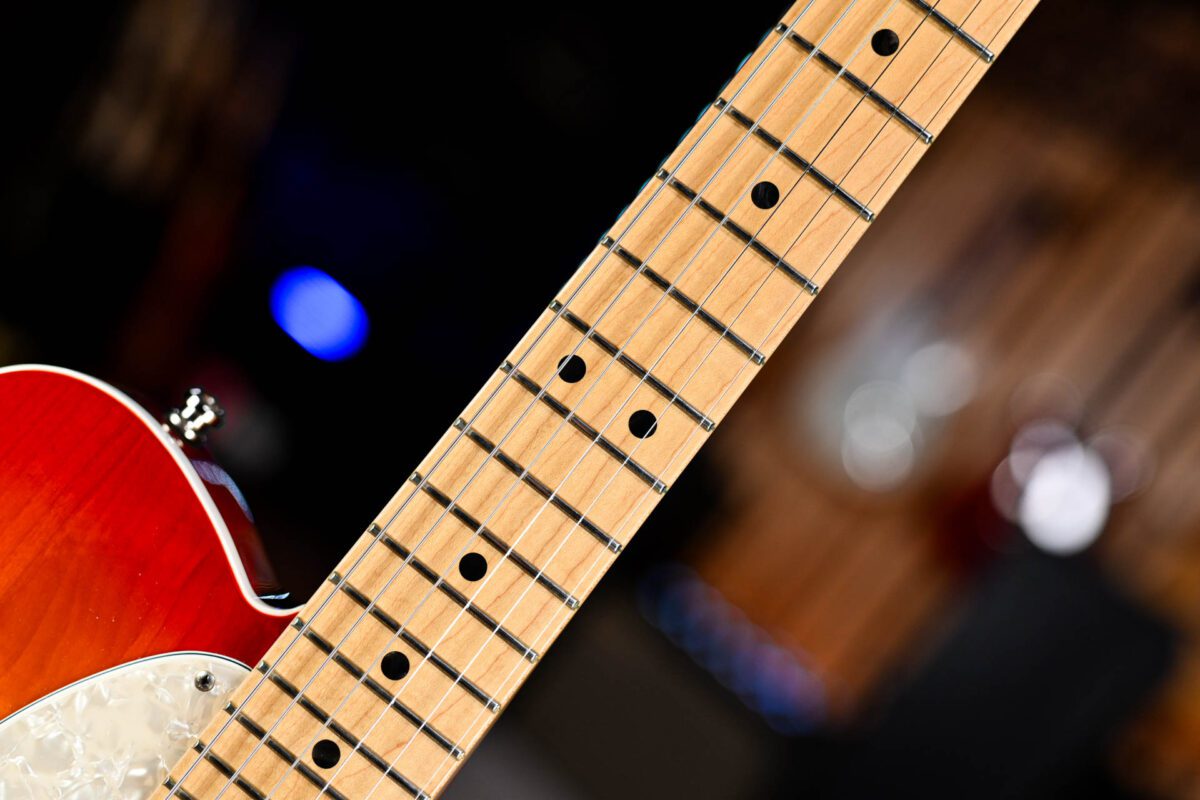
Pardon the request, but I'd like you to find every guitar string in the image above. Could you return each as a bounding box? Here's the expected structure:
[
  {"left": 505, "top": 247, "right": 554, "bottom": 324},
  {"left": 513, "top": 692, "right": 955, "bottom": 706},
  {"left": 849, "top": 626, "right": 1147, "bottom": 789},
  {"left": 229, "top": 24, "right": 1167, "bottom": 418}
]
[
  {"left": 234, "top": 0, "right": 896, "bottom": 795},
  {"left": 312, "top": 0, "right": 974, "bottom": 796},
  {"left": 235, "top": 0, "right": 871, "bottom": 795},
  {"left": 204, "top": 0, "right": 993, "bottom": 791},
  {"left": 266, "top": 0, "right": 1010, "bottom": 792},
  {"left": 228, "top": 0, "right": 1006, "bottom": 791},
  {"left": 367, "top": 1, "right": 1005, "bottom": 796},
  {"left": 410, "top": 1, "right": 1012, "bottom": 796},
  {"left": 185, "top": 1, "right": 835, "bottom": 795}
]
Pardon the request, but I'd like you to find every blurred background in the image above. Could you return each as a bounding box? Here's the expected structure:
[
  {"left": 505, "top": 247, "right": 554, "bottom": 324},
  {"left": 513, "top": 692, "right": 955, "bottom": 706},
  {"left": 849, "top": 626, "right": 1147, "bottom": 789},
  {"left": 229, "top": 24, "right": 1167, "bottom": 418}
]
[{"left": 3, "top": 0, "right": 1200, "bottom": 797}]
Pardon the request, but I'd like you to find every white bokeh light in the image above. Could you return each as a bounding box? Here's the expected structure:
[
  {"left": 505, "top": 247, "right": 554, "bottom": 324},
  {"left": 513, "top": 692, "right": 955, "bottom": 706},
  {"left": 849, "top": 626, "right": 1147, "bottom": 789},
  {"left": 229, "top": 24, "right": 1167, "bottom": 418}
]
[
  {"left": 902, "top": 341, "right": 978, "bottom": 417},
  {"left": 1017, "top": 443, "right": 1111, "bottom": 555},
  {"left": 842, "top": 381, "right": 918, "bottom": 490}
]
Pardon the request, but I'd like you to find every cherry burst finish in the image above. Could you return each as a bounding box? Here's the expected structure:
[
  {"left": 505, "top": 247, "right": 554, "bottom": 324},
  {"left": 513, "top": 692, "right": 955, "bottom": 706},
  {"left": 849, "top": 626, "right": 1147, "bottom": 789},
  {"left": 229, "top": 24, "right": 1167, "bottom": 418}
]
[{"left": 0, "top": 366, "right": 294, "bottom": 719}]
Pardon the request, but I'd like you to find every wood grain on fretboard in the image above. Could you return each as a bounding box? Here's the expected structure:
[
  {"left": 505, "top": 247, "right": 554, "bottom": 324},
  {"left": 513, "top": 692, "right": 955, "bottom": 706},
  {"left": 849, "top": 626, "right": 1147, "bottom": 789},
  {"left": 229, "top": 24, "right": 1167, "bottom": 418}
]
[{"left": 160, "top": 0, "right": 1039, "bottom": 797}]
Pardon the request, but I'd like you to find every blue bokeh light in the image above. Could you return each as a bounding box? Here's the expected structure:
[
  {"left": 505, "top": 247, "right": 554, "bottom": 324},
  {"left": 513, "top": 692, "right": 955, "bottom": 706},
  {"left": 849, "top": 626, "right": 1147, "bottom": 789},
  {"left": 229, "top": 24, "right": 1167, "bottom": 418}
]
[{"left": 270, "top": 267, "right": 368, "bottom": 361}]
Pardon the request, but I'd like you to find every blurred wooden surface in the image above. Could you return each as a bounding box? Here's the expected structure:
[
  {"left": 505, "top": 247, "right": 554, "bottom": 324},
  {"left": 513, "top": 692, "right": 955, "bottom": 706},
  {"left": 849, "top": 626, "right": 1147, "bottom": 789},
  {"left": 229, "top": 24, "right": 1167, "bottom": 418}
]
[{"left": 686, "top": 0, "right": 1200, "bottom": 795}]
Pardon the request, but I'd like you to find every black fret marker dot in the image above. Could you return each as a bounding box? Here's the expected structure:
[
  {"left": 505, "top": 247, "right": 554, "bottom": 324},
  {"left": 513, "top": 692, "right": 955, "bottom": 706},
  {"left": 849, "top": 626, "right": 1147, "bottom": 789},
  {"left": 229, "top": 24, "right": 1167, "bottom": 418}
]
[
  {"left": 751, "top": 181, "right": 779, "bottom": 209},
  {"left": 629, "top": 410, "right": 658, "bottom": 439},
  {"left": 381, "top": 651, "right": 410, "bottom": 680},
  {"left": 557, "top": 354, "right": 587, "bottom": 384},
  {"left": 459, "top": 552, "right": 488, "bottom": 581},
  {"left": 872, "top": 29, "right": 900, "bottom": 56},
  {"left": 312, "top": 739, "right": 340, "bottom": 769}
]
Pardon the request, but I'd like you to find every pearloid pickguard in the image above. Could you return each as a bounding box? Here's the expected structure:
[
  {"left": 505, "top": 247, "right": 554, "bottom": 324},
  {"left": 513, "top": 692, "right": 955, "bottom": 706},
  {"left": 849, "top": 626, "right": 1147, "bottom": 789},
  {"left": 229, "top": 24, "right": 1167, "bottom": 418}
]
[{"left": 0, "top": 653, "right": 248, "bottom": 799}]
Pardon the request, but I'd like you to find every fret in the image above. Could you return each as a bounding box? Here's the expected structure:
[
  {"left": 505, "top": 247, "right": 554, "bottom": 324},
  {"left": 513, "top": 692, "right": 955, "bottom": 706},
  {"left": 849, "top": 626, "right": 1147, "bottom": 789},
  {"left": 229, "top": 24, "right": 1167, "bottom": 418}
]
[
  {"left": 289, "top": 617, "right": 499, "bottom": 715},
  {"left": 169, "top": 751, "right": 278, "bottom": 800},
  {"left": 159, "top": 1, "right": 1039, "bottom": 796},
  {"left": 199, "top": 702, "right": 353, "bottom": 800},
  {"left": 257, "top": 664, "right": 444, "bottom": 796},
  {"left": 352, "top": 533, "right": 538, "bottom": 662},
  {"left": 903, "top": 0, "right": 995, "bottom": 62},
  {"left": 294, "top": 590, "right": 501, "bottom": 712},
  {"left": 799, "top": 2, "right": 1028, "bottom": 230},
  {"left": 599, "top": 238, "right": 768, "bottom": 366},
  {"left": 169, "top": 710, "right": 329, "bottom": 800},
  {"left": 386, "top": 426, "right": 621, "bottom": 593},
  {"left": 744, "top": 0, "right": 929, "bottom": 132},
  {"left": 713, "top": 97, "right": 875, "bottom": 220},
  {"left": 161, "top": 777, "right": 201, "bottom": 800},
  {"left": 188, "top": 743, "right": 268, "bottom": 800},
  {"left": 413, "top": 472, "right": 587, "bottom": 603},
  {"left": 222, "top": 691, "right": 429, "bottom": 800},
  {"left": 441, "top": 425, "right": 618, "bottom": 556},
  {"left": 620, "top": 106, "right": 859, "bottom": 257},
  {"left": 279, "top": 586, "right": 510, "bottom": 746},
  {"left": 348, "top": 532, "right": 539, "bottom": 662},
  {"left": 301, "top": 537, "right": 533, "bottom": 701},
  {"left": 573, "top": 232, "right": 811, "bottom": 380},
  {"left": 650, "top": 103, "right": 871, "bottom": 280},
  {"left": 550, "top": 301, "right": 717, "bottom": 431},
  {"left": 718, "top": 0, "right": 950, "bottom": 199},
  {"left": 885, "top": 0, "right": 1026, "bottom": 139},
  {"left": 370, "top": 510, "right": 568, "bottom": 660},
  {"left": 655, "top": 167, "right": 832, "bottom": 284},
  {"left": 499, "top": 362, "right": 668, "bottom": 493},
  {"left": 284, "top": 613, "right": 464, "bottom": 758},
  {"left": 168, "top": 746, "right": 298, "bottom": 800},
  {"left": 776, "top": 0, "right": 901, "bottom": 63},
  {"left": 773, "top": 24, "right": 935, "bottom": 143},
  {"left": 231, "top": 644, "right": 457, "bottom": 796}
]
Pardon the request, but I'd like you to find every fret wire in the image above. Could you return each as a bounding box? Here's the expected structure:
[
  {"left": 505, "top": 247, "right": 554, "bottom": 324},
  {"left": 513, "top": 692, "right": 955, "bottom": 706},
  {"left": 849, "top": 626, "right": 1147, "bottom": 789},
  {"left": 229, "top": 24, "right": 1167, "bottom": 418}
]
[
  {"left": 407, "top": 1, "right": 1006, "bottom": 794},
  {"left": 550, "top": 300, "right": 717, "bottom": 431},
  {"left": 184, "top": 3, "right": 840, "bottom": 795},
  {"left": 807, "top": 0, "right": 1022, "bottom": 291},
  {"left": 336, "top": 544, "right": 539, "bottom": 663},
  {"left": 161, "top": 777, "right": 202, "bottom": 800},
  {"left": 904, "top": 0, "right": 995, "bottom": 61},
  {"left": 189, "top": 742, "right": 268, "bottom": 800},
  {"left": 499, "top": 361, "right": 668, "bottom": 494},
  {"left": 243, "top": 0, "right": 916, "bottom": 791},
  {"left": 412, "top": 472, "right": 588, "bottom": 604},
  {"left": 290, "top": 616, "right": 501, "bottom": 714},
  {"left": 256, "top": 663, "right": 453, "bottom": 786},
  {"left": 439, "top": 427, "right": 621, "bottom": 554},
  {"left": 182, "top": 0, "right": 1017, "bottom": 796},
  {"left": 342, "top": 0, "right": 953, "bottom": 795},
  {"left": 204, "top": 0, "right": 854, "bottom": 786},
  {"left": 290, "top": 607, "right": 470, "bottom": 755},
  {"left": 598, "top": 236, "right": 768, "bottom": 364},
  {"left": 774, "top": 24, "right": 935, "bottom": 143},
  {"left": 226, "top": 1, "right": 864, "bottom": 796},
  {"left": 222, "top": 705, "right": 358, "bottom": 800},
  {"left": 419, "top": 2, "right": 1017, "bottom": 790},
  {"left": 654, "top": 169, "right": 827, "bottom": 289},
  {"left": 714, "top": 95, "right": 867, "bottom": 214}
]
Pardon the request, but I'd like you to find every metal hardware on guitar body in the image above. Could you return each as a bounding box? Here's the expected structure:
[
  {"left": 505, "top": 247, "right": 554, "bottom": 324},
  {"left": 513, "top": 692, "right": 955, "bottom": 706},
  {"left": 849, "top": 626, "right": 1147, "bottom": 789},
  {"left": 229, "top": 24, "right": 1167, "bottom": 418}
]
[{"left": 165, "top": 387, "right": 225, "bottom": 444}]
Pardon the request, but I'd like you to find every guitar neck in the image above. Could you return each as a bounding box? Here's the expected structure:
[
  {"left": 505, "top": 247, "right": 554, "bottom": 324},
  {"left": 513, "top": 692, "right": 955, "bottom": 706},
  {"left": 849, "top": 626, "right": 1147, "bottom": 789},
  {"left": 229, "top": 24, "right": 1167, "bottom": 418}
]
[{"left": 162, "top": 0, "right": 1038, "bottom": 797}]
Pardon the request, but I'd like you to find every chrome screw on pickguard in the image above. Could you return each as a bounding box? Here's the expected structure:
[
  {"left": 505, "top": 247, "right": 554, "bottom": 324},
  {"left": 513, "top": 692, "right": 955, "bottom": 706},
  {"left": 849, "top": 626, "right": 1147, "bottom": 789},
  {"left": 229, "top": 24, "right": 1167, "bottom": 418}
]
[{"left": 194, "top": 671, "right": 216, "bottom": 692}]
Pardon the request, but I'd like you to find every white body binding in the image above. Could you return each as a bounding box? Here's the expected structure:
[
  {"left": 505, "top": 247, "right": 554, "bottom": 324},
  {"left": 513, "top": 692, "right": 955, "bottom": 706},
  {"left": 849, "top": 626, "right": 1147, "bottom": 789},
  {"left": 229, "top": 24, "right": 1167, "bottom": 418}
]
[
  {"left": 0, "top": 653, "right": 249, "bottom": 799},
  {"left": 0, "top": 364, "right": 295, "bottom": 619}
]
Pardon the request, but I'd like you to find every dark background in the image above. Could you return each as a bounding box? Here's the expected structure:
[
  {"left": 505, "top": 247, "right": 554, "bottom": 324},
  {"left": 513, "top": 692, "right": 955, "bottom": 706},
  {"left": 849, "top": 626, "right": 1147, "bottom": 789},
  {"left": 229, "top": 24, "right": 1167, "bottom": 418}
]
[
  {"left": 3, "top": 1, "right": 1200, "bottom": 797},
  {"left": 1, "top": 0, "right": 777, "bottom": 590}
]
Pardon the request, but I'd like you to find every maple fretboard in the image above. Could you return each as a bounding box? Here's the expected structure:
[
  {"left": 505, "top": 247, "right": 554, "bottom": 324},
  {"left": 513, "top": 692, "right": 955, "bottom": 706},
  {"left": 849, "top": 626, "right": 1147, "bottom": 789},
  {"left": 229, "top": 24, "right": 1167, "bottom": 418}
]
[{"left": 160, "top": 0, "right": 1040, "bottom": 797}]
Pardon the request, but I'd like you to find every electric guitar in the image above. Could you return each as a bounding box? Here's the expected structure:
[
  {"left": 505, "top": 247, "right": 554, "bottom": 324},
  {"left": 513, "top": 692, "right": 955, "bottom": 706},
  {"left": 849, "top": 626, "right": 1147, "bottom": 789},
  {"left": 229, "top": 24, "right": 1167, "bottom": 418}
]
[{"left": 0, "top": 0, "right": 1039, "bottom": 796}]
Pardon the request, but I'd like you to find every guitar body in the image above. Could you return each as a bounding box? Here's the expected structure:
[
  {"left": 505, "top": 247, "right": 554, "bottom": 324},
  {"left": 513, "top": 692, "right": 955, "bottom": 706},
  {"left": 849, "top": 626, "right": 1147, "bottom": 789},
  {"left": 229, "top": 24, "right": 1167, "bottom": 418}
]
[
  {"left": 0, "top": 3, "right": 1042, "bottom": 795},
  {"left": 0, "top": 365, "right": 295, "bottom": 797}
]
